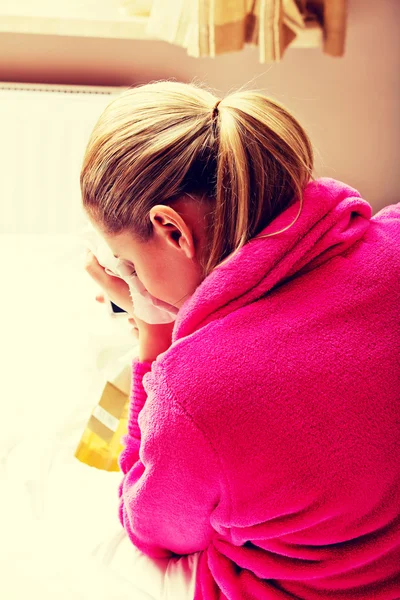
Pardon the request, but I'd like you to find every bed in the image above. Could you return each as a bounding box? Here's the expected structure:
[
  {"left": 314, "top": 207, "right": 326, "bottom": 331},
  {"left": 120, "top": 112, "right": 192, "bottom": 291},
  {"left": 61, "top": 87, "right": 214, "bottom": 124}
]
[{"left": 0, "top": 233, "right": 193, "bottom": 600}]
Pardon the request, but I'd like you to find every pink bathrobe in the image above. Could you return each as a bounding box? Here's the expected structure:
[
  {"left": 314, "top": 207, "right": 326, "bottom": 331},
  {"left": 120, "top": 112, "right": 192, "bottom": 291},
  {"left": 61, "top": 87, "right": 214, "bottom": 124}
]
[{"left": 118, "top": 177, "right": 400, "bottom": 599}]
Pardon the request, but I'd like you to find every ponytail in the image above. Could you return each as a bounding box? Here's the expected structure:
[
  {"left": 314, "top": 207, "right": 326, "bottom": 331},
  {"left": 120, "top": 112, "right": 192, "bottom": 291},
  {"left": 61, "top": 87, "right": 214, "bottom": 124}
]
[{"left": 207, "top": 90, "right": 314, "bottom": 274}]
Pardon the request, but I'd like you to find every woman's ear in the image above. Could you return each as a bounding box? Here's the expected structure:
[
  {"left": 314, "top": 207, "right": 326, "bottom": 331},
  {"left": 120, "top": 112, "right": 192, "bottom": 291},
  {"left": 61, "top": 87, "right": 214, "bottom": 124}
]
[{"left": 150, "top": 205, "right": 195, "bottom": 260}]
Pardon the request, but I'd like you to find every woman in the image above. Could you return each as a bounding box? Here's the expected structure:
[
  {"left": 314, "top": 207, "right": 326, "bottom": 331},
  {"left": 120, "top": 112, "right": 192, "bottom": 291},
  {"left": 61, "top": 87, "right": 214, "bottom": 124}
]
[{"left": 82, "top": 81, "right": 400, "bottom": 600}]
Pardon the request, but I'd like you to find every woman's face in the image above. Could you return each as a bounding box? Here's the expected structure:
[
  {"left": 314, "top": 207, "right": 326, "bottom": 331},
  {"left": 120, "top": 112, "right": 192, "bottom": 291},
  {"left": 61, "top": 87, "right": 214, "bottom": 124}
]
[{"left": 88, "top": 196, "right": 208, "bottom": 310}]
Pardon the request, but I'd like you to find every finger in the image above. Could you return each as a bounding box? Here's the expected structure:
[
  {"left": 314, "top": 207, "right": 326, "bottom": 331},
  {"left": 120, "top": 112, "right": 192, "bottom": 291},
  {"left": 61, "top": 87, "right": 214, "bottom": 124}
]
[
  {"left": 84, "top": 252, "right": 109, "bottom": 286},
  {"left": 84, "top": 249, "right": 96, "bottom": 267}
]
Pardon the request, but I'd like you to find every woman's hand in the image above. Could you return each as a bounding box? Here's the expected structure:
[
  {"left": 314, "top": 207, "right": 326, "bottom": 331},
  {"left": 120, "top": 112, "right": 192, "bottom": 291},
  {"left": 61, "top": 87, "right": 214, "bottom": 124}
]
[
  {"left": 85, "top": 250, "right": 134, "bottom": 316},
  {"left": 127, "top": 316, "right": 139, "bottom": 339},
  {"left": 86, "top": 250, "right": 174, "bottom": 362},
  {"left": 95, "top": 294, "right": 139, "bottom": 339}
]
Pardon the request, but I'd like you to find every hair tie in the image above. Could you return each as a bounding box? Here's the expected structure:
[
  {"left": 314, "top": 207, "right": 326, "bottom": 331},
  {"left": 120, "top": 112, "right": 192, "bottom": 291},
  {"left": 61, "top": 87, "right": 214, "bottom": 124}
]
[{"left": 212, "top": 100, "right": 222, "bottom": 120}]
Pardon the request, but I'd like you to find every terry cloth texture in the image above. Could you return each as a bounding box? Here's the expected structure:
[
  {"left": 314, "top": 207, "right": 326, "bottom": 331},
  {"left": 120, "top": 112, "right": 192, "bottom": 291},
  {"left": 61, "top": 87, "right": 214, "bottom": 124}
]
[{"left": 118, "top": 177, "right": 400, "bottom": 599}]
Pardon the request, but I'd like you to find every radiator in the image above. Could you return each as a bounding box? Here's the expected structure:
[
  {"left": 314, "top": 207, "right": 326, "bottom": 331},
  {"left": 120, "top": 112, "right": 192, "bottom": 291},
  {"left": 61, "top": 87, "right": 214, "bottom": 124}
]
[{"left": 0, "top": 82, "right": 125, "bottom": 234}]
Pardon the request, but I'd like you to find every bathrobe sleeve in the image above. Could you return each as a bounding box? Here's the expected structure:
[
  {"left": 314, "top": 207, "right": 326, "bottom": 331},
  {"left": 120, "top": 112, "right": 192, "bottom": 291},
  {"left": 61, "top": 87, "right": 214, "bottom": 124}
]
[{"left": 117, "top": 357, "right": 222, "bottom": 559}]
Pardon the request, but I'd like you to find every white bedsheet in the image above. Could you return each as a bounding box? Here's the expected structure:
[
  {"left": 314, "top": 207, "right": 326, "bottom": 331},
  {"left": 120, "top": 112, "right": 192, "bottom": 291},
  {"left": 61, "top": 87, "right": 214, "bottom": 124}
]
[{"left": 0, "top": 234, "right": 198, "bottom": 600}]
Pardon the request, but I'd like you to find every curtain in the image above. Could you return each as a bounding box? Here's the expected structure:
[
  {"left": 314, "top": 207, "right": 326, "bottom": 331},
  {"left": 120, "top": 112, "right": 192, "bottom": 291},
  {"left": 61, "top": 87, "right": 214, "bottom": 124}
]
[{"left": 120, "top": 0, "right": 348, "bottom": 62}]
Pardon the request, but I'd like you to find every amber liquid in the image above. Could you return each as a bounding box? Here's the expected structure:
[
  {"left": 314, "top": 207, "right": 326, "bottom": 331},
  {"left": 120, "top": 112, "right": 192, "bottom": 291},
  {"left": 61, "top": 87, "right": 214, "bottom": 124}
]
[{"left": 75, "top": 382, "right": 129, "bottom": 472}]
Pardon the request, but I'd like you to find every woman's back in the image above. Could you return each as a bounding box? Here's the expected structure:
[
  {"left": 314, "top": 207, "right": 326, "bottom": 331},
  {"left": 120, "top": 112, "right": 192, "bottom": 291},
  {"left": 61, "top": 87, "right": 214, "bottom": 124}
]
[{"left": 126, "top": 177, "right": 400, "bottom": 599}]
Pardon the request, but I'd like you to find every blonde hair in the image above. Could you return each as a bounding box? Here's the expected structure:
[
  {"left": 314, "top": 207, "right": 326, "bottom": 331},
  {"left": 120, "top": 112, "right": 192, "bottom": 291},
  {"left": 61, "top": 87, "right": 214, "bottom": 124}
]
[{"left": 80, "top": 81, "right": 315, "bottom": 277}]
